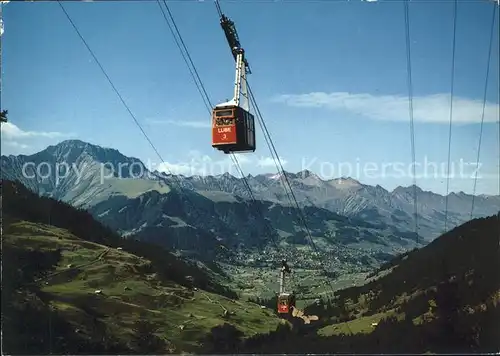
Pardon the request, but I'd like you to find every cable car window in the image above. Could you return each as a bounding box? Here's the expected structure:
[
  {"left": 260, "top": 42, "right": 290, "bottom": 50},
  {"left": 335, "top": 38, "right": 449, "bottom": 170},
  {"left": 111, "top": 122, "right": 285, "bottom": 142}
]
[
  {"left": 215, "top": 109, "right": 233, "bottom": 117},
  {"left": 215, "top": 117, "right": 234, "bottom": 126}
]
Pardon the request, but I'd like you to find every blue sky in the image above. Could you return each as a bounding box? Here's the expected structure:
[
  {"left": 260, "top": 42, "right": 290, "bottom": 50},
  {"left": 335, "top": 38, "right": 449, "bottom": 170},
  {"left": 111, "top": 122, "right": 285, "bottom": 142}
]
[{"left": 1, "top": 0, "right": 499, "bottom": 195}]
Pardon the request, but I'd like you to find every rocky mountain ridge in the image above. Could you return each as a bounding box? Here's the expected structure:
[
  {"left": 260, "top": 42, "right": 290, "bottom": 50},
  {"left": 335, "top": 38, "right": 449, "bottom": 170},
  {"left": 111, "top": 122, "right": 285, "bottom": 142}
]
[{"left": 3, "top": 140, "right": 498, "bottom": 242}]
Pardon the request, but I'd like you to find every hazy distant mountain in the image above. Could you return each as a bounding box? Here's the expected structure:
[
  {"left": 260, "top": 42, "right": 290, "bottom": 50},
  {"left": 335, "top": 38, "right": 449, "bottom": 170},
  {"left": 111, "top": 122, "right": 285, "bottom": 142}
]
[
  {"left": 2, "top": 140, "right": 498, "bottom": 269},
  {"left": 158, "top": 166, "right": 499, "bottom": 241},
  {"left": 0, "top": 140, "right": 159, "bottom": 207}
]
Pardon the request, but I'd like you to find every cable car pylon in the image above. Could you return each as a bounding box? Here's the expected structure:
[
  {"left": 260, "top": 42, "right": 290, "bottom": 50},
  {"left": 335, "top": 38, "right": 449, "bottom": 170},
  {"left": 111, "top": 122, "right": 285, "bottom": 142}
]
[
  {"left": 0, "top": 110, "right": 7, "bottom": 123},
  {"left": 211, "top": 2, "right": 255, "bottom": 154}
]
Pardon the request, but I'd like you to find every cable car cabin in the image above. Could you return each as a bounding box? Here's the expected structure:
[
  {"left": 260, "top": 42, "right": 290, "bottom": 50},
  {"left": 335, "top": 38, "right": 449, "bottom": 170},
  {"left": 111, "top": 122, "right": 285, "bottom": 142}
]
[
  {"left": 212, "top": 105, "right": 255, "bottom": 154},
  {"left": 277, "top": 293, "right": 296, "bottom": 315}
]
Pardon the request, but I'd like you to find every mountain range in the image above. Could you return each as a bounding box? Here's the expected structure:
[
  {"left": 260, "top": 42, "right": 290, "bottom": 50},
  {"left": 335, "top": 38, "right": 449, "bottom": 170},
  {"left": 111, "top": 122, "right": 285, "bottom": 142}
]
[
  {"left": 2, "top": 139, "right": 499, "bottom": 275},
  {"left": 163, "top": 167, "right": 499, "bottom": 242}
]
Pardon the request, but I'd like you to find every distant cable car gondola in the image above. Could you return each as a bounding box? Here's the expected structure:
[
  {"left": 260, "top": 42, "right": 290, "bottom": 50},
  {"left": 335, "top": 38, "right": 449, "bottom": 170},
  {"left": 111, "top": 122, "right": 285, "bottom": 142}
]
[
  {"left": 276, "top": 260, "right": 319, "bottom": 323},
  {"left": 276, "top": 259, "right": 296, "bottom": 315},
  {"left": 277, "top": 292, "right": 296, "bottom": 314},
  {"left": 212, "top": 14, "right": 255, "bottom": 154}
]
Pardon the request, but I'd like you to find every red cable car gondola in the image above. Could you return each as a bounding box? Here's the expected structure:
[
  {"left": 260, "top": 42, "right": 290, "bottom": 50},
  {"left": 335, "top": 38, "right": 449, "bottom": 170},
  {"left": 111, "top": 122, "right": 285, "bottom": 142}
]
[
  {"left": 212, "top": 14, "right": 255, "bottom": 154},
  {"left": 212, "top": 102, "right": 255, "bottom": 154},
  {"left": 277, "top": 292, "right": 296, "bottom": 315},
  {"left": 276, "top": 259, "right": 296, "bottom": 316}
]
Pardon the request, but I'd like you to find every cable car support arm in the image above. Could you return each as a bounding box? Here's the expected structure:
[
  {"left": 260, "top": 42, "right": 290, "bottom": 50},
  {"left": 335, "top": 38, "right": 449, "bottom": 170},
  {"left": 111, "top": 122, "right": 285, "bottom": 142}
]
[
  {"left": 215, "top": 0, "right": 251, "bottom": 72},
  {"left": 216, "top": 4, "right": 251, "bottom": 111},
  {"left": 279, "top": 259, "right": 291, "bottom": 294}
]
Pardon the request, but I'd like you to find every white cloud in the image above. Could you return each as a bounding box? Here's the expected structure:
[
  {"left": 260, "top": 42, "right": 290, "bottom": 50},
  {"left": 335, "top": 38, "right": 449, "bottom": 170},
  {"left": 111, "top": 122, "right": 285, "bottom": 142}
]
[
  {"left": 3, "top": 141, "right": 31, "bottom": 149},
  {"left": 157, "top": 162, "right": 196, "bottom": 176},
  {"left": 1, "top": 122, "right": 76, "bottom": 155},
  {"left": 1, "top": 122, "right": 75, "bottom": 139},
  {"left": 257, "top": 156, "right": 288, "bottom": 168},
  {"left": 156, "top": 150, "right": 253, "bottom": 177},
  {"left": 147, "top": 119, "right": 211, "bottom": 129},
  {"left": 274, "top": 92, "right": 500, "bottom": 124},
  {"left": 1, "top": 140, "right": 34, "bottom": 156},
  {"left": 231, "top": 153, "right": 252, "bottom": 164}
]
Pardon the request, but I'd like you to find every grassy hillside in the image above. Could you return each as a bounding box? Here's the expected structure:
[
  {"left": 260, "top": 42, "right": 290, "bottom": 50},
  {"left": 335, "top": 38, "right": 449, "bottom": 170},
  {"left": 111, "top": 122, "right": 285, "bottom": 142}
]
[
  {"left": 332, "top": 213, "right": 500, "bottom": 319},
  {"left": 2, "top": 179, "right": 235, "bottom": 298},
  {"left": 2, "top": 180, "right": 284, "bottom": 354}
]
